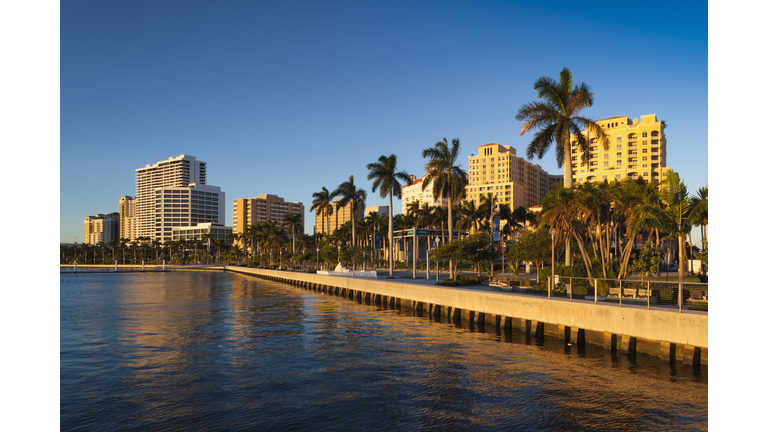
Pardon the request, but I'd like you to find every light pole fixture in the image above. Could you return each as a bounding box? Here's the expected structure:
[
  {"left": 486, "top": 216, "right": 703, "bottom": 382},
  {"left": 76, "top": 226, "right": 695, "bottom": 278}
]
[{"left": 316, "top": 246, "right": 320, "bottom": 270}]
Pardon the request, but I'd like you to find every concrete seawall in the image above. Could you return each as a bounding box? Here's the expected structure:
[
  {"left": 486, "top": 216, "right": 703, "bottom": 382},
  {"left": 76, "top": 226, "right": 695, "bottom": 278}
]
[{"left": 226, "top": 266, "right": 707, "bottom": 366}]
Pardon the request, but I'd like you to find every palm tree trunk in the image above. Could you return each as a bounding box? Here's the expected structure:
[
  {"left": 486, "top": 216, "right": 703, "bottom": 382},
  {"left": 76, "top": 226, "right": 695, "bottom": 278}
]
[{"left": 388, "top": 191, "right": 394, "bottom": 278}]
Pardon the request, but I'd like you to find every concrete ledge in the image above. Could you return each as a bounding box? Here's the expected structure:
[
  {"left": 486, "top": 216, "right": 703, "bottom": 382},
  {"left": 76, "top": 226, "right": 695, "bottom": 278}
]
[{"left": 225, "top": 267, "right": 707, "bottom": 349}]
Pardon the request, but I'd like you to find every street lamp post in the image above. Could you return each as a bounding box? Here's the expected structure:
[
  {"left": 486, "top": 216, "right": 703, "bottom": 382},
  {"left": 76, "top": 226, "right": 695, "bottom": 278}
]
[{"left": 316, "top": 246, "right": 320, "bottom": 271}]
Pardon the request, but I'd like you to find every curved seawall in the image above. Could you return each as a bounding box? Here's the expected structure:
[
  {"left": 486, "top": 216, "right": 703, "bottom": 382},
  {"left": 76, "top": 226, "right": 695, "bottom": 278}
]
[{"left": 225, "top": 266, "right": 707, "bottom": 365}]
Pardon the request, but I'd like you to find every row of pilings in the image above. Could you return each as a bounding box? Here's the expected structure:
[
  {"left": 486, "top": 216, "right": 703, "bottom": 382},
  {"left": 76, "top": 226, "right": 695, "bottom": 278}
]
[{"left": 240, "top": 272, "right": 702, "bottom": 368}]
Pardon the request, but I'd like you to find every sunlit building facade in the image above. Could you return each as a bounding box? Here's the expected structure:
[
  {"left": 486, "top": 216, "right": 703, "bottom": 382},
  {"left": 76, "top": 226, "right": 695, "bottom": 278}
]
[
  {"left": 315, "top": 199, "right": 364, "bottom": 235},
  {"left": 119, "top": 196, "right": 137, "bottom": 241},
  {"left": 83, "top": 213, "right": 120, "bottom": 245},
  {"left": 401, "top": 173, "right": 449, "bottom": 215},
  {"left": 465, "top": 143, "right": 562, "bottom": 210},
  {"left": 569, "top": 114, "right": 670, "bottom": 184}
]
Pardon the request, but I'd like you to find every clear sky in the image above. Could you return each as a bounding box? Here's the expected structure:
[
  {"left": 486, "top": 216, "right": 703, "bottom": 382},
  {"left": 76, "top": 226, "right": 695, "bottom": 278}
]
[{"left": 60, "top": 0, "right": 708, "bottom": 244}]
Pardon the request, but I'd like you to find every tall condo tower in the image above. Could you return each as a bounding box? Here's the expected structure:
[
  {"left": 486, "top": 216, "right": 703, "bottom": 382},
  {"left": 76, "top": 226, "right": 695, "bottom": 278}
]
[{"left": 135, "top": 155, "right": 224, "bottom": 243}]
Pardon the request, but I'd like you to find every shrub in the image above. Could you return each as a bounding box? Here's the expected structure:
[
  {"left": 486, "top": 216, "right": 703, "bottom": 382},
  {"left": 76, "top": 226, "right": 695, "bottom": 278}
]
[
  {"left": 659, "top": 287, "right": 675, "bottom": 301},
  {"left": 596, "top": 279, "right": 610, "bottom": 297}
]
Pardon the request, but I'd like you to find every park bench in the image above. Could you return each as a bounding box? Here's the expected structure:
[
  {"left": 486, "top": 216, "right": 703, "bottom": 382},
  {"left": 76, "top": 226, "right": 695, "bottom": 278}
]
[
  {"left": 637, "top": 289, "right": 651, "bottom": 299},
  {"left": 608, "top": 288, "right": 621, "bottom": 298},
  {"left": 689, "top": 290, "right": 708, "bottom": 302},
  {"left": 623, "top": 288, "right": 637, "bottom": 299}
]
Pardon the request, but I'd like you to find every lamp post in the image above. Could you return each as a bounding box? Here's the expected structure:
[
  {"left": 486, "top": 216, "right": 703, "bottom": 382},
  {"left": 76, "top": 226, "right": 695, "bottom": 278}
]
[
  {"left": 316, "top": 246, "right": 320, "bottom": 271},
  {"left": 363, "top": 251, "right": 367, "bottom": 271},
  {"left": 549, "top": 228, "right": 555, "bottom": 299}
]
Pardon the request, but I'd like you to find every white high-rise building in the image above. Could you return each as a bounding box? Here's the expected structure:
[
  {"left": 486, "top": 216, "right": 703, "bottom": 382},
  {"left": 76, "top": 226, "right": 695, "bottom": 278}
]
[
  {"left": 401, "top": 174, "right": 449, "bottom": 215},
  {"left": 135, "top": 155, "right": 224, "bottom": 242}
]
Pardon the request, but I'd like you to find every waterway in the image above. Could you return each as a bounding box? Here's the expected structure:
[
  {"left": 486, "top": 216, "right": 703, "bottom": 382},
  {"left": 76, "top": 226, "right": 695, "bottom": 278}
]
[{"left": 61, "top": 271, "right": 707, "bottom": 431}]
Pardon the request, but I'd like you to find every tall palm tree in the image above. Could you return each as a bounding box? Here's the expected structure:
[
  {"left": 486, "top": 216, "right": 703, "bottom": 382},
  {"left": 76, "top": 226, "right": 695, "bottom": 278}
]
[
  {"left": 690, "top": 185, "right": 708, "bottom": 251},
  {"left": 515, "top": 67, "right": 609, "bottom": 189},
  {"left": 422, "top": 138, "right": 468, "bottom": 279},
  {"left": 311, "top": 187, "right": 334, "bottom": 239},
  {"left": 633, "top": 170, "right": 694, "bottom": 289},
  {"left": 282, "top": 213, "right": 303, "bottom": 255},
  {"left": 367, "top": 154, "right": 411, "bottom": 278},
  {"left": 456, "top": 200, "right": 483, "bottom": 233},
  {"left": 516, "top": 68, "right": 609, "bottom": 266},
  {"left": 332, "top": 175, "right": 367, "bottom": 264}
]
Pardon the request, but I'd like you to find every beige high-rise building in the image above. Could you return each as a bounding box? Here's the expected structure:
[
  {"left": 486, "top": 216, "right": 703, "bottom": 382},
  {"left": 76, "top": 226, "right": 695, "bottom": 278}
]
[
  {"left": 465, "top": 143, "right": 562, "bottom": 209},
  {"left": 84, "top": 213, "right": 120, "bottom": 245},
  {"left": 119, "top": 196, "right": 137, "bottom": 241},
  {"left": 401, "top": 173, "right": 450, "bottom": 215},
  {"left": 569, "top": 114, "right": 670, "bottom": 184},
  {"left": 232, "top": 194, "right": 305, "bottom": 238},
  {"left": 314, "top": 199, "right": 364, "bottom": 235}
]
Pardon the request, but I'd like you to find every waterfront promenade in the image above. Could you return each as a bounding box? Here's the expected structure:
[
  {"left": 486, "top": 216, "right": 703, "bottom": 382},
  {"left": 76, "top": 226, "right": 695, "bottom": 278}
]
[{"left": 224, "top": 266, "right": 707, "bottom": 366}]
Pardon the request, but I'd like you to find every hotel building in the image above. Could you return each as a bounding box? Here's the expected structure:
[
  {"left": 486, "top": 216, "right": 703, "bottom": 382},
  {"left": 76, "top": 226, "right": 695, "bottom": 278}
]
[
  {"left": 83, "top": 213, "right": 120, "bottom": 245},
  {"left": 315, "top": 199, "right": 364, "bottom": 235},
  {"left": 118, "top": 196, "right": 137, "bottom": 241},
  {"left": 401, "top": 173, "right": 450, "bottom": 215},
  {"left": 135, "top": 155, "right": 225, "bottom": 243},
  {"left": 570, "top": 114, "right": 670, "bottom": 184},
  {"left": 465, "top": 143, "right": 562, "bottom": 209},
  {"left": 232, "top": 194, "right": 305, "bottom": 239}
]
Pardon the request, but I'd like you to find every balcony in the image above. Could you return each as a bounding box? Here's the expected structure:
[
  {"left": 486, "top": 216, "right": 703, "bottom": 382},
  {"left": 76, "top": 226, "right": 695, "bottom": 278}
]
[{"left": 628, "top": 136, "right": 638, "bottom": 142}]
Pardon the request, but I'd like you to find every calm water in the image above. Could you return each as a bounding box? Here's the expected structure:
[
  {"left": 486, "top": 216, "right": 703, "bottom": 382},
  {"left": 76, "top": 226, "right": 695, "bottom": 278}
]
[{"left": 61, "top": 272, "right": 707, "bottom": 431}]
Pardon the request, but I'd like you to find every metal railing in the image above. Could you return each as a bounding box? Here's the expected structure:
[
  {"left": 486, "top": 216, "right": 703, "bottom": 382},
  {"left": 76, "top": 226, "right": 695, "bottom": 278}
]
[{"left": 489, "top": 275, "right": 707, "bottom": 314}]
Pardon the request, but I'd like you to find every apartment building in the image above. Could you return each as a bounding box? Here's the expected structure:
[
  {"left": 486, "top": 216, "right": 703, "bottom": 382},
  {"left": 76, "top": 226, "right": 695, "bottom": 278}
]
[
  {"left": 232, "top": 194, "right": 305, "bottom": 237},
  {"left": 465, "top": 143, "right": 562, "bottom": 209},
  {"left": 135, "top": 154, "right": 208, "bottom": 240},
  {"left": 570, "top": 114, "right": 670, "bottom": 184},
  {"left": 153, "top": 184, "right": 225, "bottom": 243},
  {"left": 314, "top": 199, "right": 364, "bottom": 235},
  {"left": 401, "top": 173, "right": 450, "bottom": 215},
  {"left": 83, "top": 213, "right": 120, "bottom": 245},
  {"left": 118, "top": 196, "right": 137, "bottom": 241}
]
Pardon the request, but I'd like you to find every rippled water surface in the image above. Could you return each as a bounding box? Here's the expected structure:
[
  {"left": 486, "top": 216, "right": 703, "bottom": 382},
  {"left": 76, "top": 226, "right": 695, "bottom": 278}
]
[{"left": 61, "top": 272, "right": 707, "bottom": 431}]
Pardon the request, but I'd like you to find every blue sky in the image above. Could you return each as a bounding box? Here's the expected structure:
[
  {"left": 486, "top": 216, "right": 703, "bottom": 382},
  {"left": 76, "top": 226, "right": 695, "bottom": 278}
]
[{"left": 60, "top": 0, "right": 708, "bottom": 243}]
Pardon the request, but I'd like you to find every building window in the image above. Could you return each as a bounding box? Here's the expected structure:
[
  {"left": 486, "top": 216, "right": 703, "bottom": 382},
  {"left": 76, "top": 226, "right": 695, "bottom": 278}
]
[
  {"left": 642, "top": 132, "right": 647, "bottom": 137},
  {"left": 616, "top": 152, "right": 622, "bottom": 157},
  {"left": 642, "top": 148, "right": 648, "bottom": 153},
  {"left": 615, "top": 174, "right": 621, "bottom": 180},
  {"left": 603, "top": 175, "right": 608, "bottom": 180},
  {"left": 616, "top": 137, "right": 622, "bottom": 143},
  {"left": 642, "top": 141, "right": 647, "bottom": 145},
  {"left": 642, "top": 156, "right": 648, "bottom": 161},
  {"left": 604, "top": 161, "right": 609, "bottom": 166},
  {"left": 604, "top": 153, "right": 609, "bottom": 159},
  {"left": 617, "top": 160, "right": 622, "bottom": 165}
]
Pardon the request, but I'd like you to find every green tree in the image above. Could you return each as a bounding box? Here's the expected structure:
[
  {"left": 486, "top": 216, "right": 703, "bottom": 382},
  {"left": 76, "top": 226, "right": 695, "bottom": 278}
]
[
  {"left": 633, "top": 170, "right": 694, "bottom": 289},
  {"left": 367, "top": 154, "right": 411, "bottom": 278},
  {"left": 311, "top": 187, "right": 334, "bottom": 240},
  {"left": 505, "top": 229, "right": 552, "bottom": 282},
  {"left": 282, "top": 213, "right": 303, "bottom": 255},
  {"left": 515, "top": 67, "right": 609, "bottom": 189},
  {"left": 421, "top": 138, "right": 468, "bottom": 279},
  {"left": 628, "top": 242, "right": 662, "bottom": 281},
  {"left": 332, "top": 175, "right": 367, "bottom": 264}
]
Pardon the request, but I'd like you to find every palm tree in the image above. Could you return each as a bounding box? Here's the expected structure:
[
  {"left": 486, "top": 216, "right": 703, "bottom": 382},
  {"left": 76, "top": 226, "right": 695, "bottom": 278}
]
[
  {"left": 332, "top": 175, "right": 367, "bottom": 265},
  {"left": 515, "top": 67, "right": 609, "bottom": 189},
  {"left": 311, "top": 187, "right": 334, "bottom": 239},
  {"left": 633, "top": 170, "right": 694, "bottom": 290},
  {"left": 456, "top": 200, "right": 483, "bottom": 233},
  {"left": 691, "top": 185, "right": 708, "bottom": 251},
  {"left": 422, "top": 138, "right": 468, "bottom": 279},
  {"left": 282, "top": 213, "right": 303, "bottom": 255},
  {"left": 367, "top": 154, "right": 411, "bottom": 278}
]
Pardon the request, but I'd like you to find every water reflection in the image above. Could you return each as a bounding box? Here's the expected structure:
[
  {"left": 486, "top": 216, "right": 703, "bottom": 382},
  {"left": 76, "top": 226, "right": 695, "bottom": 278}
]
[{"left": 61, "top": 272, "right": 707, "bottom": 431}]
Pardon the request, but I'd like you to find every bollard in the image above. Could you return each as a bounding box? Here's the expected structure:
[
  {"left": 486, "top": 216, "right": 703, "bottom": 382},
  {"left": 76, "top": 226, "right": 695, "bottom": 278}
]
[
  {"left": 74, "top": 260, "right": 77, "bottom": 274},
  {"left": 142, "top": 260, "right": 145, "bottom": 272},
  {"left": 163, "top": 260, "right": 166, "bottom": 272},
  {"left": 115, "top": 261, "right": 118, "bottom": 273}
]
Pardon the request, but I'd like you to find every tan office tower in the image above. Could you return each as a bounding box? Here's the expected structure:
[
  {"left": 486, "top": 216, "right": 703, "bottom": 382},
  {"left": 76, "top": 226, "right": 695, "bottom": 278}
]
[
  {"left": 233, "top": 194, "right": 305, "bottom": 238},
  {"left": 119, "top": 196, "right": 137, "bottom": 241},
  {"left": 84, "top": 213, "right": 120, "bottom": 245},
  {"left": 569, "top": 114, "right": 670, "bottom": 184},
  {"left": 314, "top": 199, "right": 364, "bottom": 235},
  {"left": 465, "top": 143, "right": 562, "bottom": 209},
  {"left": 135, "top": 155, "right": 210, "bottom": 242}
]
